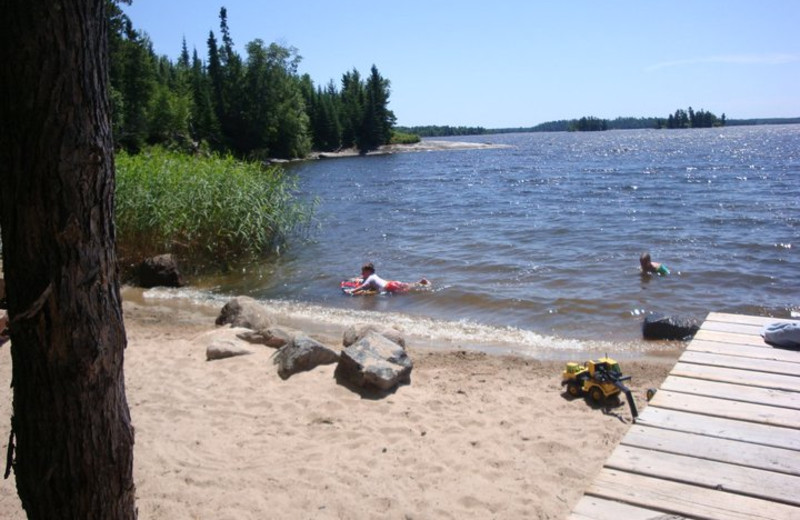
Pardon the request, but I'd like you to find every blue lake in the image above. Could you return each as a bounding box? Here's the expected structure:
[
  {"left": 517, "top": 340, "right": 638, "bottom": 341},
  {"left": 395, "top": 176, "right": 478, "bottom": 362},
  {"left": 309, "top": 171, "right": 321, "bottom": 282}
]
[{"left": 183, "top": 125, "right": 799, "bottom": 356}]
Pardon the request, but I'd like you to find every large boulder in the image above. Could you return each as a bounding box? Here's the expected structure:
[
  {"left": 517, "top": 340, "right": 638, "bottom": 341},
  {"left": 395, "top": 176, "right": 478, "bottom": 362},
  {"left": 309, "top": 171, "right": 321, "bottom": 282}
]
[
  {"left": 137, "top": 254, "right": 185, "bottom": 288},
  {"left": 335, "top": 331, "right": 413, "bottom": 391},
  {"left": 215, "top": 296, "right": 274, "bottom": 331},
  {"left": 342, "top": 323, "right": 405, "bottom": 348},
  {"left": 643, "top": 313, "right": 700, "bottom": 340},
  {"left": 272, "top": 334, "right": 339, "bottom": 379}
]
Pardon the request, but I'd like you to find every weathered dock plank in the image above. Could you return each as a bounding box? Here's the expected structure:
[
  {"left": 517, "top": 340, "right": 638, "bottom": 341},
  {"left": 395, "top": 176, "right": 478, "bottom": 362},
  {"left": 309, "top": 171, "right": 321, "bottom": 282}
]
[
  {"left": 688, "top": 339, "right": 800, "bottom": 362},
  {"left": 660, "top": 375, "right": 800, "bottom": 410},
  {"left": 706, "top": 312, "right": 797, "bottom": 327},
  {"left": 621, "top": 424, "right": 800, "bottom": 476},
  {"left": 585, "top": 469, "right": 800, "bottom": 520},
  {"left": 679, "top": 349, "right": 800, "bottom": 376},
  {"left": 569, "top": 496, "right": 669, "bottom": 520},
  {"left": 671, "top": 362, "right": 800, "bottom": 392},
  {"left": 693, "top": 328, "right": 772, "bottom": 347},
  {"left": 635, "top": 407, "right": 800, "bottom": 450},
  {"left": 605, "top": 445, "right": 800, "bottom": 506},
  {"left": 649, "top": 389, "right": 800, "bottom": 428}
]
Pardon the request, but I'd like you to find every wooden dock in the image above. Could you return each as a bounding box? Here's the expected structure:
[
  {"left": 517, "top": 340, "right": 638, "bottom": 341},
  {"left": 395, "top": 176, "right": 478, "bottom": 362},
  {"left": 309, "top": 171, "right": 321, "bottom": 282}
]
[{"left": 568, "top": 312, "right": 800, "bottom": 520}]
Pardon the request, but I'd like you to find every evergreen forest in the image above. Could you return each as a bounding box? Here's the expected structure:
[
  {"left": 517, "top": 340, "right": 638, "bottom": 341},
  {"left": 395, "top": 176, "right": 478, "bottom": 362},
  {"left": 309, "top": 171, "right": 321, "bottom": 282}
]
[{"left": 108, "top": 3, "right": 396, "bottom": 158}]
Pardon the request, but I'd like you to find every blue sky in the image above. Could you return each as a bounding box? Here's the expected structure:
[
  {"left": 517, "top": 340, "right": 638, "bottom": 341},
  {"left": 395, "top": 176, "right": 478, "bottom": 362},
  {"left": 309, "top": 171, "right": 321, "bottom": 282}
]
[{"left": 123, "top": 1, "right": 800, "bottom": 128}]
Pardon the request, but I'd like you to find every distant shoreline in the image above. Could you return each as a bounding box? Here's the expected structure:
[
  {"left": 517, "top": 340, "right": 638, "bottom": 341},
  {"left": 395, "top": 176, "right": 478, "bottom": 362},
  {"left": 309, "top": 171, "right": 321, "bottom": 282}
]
[{"left": 306, "top": 140, "right": 510, "bottom": 160}]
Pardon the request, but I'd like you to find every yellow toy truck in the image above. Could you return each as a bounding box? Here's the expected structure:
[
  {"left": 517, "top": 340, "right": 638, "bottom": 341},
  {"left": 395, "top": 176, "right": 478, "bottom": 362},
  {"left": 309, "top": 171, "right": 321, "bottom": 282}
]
[{"left": 561, "top": 357, "right": 638, "bottom": 419}]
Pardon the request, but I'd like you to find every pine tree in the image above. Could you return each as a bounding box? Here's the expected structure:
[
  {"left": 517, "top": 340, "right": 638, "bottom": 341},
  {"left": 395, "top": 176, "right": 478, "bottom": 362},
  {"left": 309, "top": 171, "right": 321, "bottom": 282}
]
[
  {"left": 179, "top": 37, "right": 190, "bottom": 69},
  {"left": 190, "top": 48, "right": 221, "bottom": 147},
  {"left": 340, "top": 69, "right": 363, "bottom": 148},
  {"left": 357, "top": 65, "right": 395, "bottom": 153},
  {"left": 206, "top": 30, "right": 225, "bottom": 134},
  {"left": 117, "top": 29, "right": 157, "bottom": 151}
]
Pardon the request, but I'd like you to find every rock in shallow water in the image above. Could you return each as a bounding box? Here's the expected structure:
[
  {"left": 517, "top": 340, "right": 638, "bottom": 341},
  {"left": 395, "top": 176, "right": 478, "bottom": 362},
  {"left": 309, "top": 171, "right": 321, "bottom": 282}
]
[{"left": 642, "top": 313, "right": 700, "bottom": 340}]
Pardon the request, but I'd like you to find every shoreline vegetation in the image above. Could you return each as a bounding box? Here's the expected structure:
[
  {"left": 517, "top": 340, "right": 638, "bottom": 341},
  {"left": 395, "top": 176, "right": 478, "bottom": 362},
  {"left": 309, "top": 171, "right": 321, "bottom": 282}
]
[
  {"left": 112, "top": 141, "right": 499, "bottom": 275},
  {"left": 115, "top": 148, "right": 316, "bottom": 273}
]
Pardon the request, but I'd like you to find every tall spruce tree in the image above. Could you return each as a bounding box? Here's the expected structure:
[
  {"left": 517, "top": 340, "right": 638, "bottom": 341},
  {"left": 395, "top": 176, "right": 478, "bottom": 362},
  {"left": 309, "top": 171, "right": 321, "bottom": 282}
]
[
  {"left": 114, "top": 25, "right": 157, "bottom": 151},
  {"left": 340, "top": 69, "right": 363, "bottom": 149},
  {"left": 357, "top": 65, "right": 395, "bottom": 153}
]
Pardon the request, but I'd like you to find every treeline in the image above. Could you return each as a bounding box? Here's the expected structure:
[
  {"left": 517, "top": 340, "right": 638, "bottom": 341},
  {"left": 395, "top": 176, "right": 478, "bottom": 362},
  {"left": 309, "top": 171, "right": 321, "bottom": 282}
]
[
  {"left": 108, "top": 4, "right": 395, "bottom": 158},
  {"left": 569, "top": 116, "right": 607, "bottom": 131},
  {"left": 723, "top": 117, "right": 800, "bottom": 126},
  {"left": 394, "top": 125, "right": 488, "bottom": 137},
  {"left": 490, "top": 117, "right": 657, "bottom": 133},
  {"left": 656, "top": 107, "right": 724, "bottom": 129},
  {"left": 394, "top": 112, "right": 800, "bottom": 137},
  {"left": 528, "top": 110, "right": 726, "bottom": 132}
]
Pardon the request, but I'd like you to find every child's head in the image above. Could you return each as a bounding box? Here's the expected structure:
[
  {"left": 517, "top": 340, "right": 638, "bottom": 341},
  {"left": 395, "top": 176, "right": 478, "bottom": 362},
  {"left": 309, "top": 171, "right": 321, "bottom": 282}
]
[
  {"left": 640, "top": 252, "right": 651, "bottom": 269},
  {"left": 361, "top": 262, "right": 375, "bottom": 276}
]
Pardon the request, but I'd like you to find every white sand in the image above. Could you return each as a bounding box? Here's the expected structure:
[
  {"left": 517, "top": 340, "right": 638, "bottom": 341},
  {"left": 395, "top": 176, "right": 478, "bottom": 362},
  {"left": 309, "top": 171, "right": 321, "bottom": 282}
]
[{"left": 0, "top": 296, "right": 678, "bottom": 519}]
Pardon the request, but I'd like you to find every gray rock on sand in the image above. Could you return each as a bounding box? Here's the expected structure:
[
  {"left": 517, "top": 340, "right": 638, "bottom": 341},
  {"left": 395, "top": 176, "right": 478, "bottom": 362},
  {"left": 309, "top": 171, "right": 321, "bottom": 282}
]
[
  {"left": 273, "top": 334, "right": 340, "bottom": 379},
  {"left": 215, "top": 296, "right": 274, "bottom": 331},
  {"left": 342, "top": 323, "right": 406, "bottom": 348},
  {"left": 335, "top": 331, "right": 413, "bottom": 391}
]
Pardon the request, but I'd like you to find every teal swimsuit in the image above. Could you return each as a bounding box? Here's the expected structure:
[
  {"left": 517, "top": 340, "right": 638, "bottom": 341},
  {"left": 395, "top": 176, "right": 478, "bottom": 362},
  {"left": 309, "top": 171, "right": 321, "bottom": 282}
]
[{"left": 656, "top": 264, "right": 670, "bottom": 275}]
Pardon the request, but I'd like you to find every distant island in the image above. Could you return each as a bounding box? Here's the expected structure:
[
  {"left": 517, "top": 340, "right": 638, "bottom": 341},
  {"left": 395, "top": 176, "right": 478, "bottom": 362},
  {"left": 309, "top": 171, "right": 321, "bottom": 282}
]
[{"left": 397, "top": 113, "right": 800, "bottom": 137}]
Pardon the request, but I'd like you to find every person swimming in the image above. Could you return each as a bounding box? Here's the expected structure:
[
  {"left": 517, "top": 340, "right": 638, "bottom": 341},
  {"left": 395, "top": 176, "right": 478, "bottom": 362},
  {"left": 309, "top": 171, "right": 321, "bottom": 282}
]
[
  {"left": 640, "top": 252, "right": 669, "bottom": 275},
  {"left": 346, "top": 262, "right": 429, "bottom": 295}
]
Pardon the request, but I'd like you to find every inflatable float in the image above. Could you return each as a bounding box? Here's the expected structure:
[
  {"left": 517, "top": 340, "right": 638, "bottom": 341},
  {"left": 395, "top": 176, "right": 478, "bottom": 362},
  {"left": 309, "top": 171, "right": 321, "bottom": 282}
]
[
  {"left": 340, "top": 278, "right": 377, "bottom": 295},
  {"left": 340, "top": 277, "right": 430, "bottom": 295}
]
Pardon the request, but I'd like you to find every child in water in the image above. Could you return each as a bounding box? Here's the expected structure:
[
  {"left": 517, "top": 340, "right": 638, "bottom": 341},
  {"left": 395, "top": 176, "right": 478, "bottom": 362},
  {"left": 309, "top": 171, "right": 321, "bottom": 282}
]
[
  {"left": 346, "top": 262, "right": 429, "bottom": 295},
  {"left": 640, "top": 252, "right": 670, "bottom": 275}
]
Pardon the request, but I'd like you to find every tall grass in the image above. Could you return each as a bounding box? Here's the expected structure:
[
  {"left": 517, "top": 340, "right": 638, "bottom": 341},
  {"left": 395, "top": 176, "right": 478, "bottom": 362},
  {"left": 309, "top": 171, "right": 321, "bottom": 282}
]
[{"left": 115, "top": 147, "right": 315, "bottom": 272}]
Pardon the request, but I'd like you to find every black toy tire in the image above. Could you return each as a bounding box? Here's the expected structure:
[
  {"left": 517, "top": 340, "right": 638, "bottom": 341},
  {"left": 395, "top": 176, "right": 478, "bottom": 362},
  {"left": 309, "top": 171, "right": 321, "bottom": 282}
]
[{"left": 589, "top": 386, "right": 605, "bottom": 404}]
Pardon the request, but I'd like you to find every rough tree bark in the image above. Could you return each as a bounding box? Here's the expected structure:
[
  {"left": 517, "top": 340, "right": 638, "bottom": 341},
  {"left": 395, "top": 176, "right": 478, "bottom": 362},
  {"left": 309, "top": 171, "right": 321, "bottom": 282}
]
[{"left": 0, "top": 1, "right": 136, "bottom": 518}]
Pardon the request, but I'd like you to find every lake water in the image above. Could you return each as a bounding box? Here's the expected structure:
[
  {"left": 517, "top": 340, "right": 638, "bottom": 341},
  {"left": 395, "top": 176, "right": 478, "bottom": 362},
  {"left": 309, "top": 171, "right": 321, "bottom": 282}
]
[{"left": 176, "top": 125, "right": 799, "bottom": 357}]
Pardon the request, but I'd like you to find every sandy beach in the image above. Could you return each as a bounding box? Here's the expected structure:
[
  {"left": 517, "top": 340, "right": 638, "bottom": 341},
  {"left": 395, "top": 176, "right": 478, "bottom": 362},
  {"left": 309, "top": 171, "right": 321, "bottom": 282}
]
[
  {"left": 308, "top": 139, "right": 510, "bottom": 160},
  {"left": 0, "top": 293, "right": 680, "bottom": 519}
]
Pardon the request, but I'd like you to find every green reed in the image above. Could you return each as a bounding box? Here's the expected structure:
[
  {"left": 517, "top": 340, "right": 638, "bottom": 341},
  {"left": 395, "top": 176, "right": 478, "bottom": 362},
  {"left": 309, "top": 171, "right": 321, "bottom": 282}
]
[{"left": 115, "top": 147, "right": 315, "bottom": 272}]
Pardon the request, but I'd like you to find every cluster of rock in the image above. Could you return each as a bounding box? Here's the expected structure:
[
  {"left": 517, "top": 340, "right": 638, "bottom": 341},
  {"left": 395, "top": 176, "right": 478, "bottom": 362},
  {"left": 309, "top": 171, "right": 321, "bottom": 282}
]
[{"left": 209, "top": 296, "right": 412, "bottom": 393}]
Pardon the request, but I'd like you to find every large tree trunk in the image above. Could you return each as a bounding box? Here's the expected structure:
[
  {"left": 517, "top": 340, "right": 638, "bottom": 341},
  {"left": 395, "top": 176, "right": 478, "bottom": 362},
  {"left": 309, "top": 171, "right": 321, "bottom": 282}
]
[{"left": 0, "top": 1, "right": 136, "bottom": 518}]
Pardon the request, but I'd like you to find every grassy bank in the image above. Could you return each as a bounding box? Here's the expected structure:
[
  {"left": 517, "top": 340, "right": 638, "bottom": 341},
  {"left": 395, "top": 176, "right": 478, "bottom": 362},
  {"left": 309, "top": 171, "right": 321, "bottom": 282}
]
[{"left": 115, "top": 148, "right": 315, "bottom": 273}]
